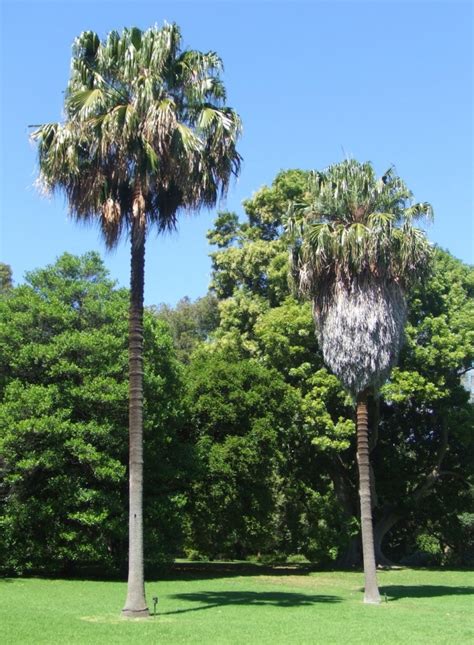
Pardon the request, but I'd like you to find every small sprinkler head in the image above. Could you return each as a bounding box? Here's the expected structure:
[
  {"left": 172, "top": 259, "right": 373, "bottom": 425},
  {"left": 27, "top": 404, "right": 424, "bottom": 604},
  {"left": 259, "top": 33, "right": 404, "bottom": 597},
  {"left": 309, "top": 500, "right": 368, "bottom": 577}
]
[{"left": 152, "top": 596, "right": 159, "bottom": 616}]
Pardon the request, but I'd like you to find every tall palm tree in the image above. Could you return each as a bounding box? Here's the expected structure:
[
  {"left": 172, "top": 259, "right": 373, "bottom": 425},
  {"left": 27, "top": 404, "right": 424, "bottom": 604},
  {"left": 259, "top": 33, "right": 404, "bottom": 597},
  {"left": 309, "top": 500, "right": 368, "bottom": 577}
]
[
  {"left": 32, "top": 24, "right": 241, "bottom": 617},
  {"left": 288, "top": 159, "right": 432, "bottom": 603}
]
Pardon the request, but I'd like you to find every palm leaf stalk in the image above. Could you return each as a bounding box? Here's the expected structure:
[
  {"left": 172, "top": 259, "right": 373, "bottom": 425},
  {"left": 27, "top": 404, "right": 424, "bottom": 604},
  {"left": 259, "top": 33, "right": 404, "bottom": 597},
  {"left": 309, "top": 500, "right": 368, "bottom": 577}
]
[
  {"left": 31, "top": 23, "right": 241, "bottom": 617},
  {"left": 287, "top": 159, "right": 432, "bottom": 603}
]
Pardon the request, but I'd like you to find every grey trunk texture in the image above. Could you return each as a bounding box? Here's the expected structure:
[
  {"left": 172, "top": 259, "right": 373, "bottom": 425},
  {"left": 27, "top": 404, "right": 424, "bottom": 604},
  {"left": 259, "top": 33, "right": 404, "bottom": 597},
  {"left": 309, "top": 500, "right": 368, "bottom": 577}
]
[
  {"left": 313, "top": 279, "right": 406, "bottom": 396},
  {"left": 122, "top": 222, "right": 149, "bottom": 618},
  {"left": 356, "top": 391, "right": 381, "bottom": 604}
]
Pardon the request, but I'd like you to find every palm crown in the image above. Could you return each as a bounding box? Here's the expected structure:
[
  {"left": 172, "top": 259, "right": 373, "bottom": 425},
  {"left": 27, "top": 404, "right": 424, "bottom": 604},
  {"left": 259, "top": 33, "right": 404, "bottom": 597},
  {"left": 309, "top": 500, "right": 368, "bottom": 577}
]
[
  {"left": 288, "top": 159, "right": 433, "bottom": 296},
  {"left": 287, "top": 160, "right": 433, "bottom": 396},
  {"left": 32, "top": 23, "right": 242, "bottom": 247}
]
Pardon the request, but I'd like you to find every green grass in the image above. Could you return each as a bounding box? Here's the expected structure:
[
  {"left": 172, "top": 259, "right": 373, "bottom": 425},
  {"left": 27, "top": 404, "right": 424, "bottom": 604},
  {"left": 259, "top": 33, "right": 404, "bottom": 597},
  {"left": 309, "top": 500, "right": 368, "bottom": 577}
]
[{"left": 1, "top": 565, "right": 473, "bottom": 644}]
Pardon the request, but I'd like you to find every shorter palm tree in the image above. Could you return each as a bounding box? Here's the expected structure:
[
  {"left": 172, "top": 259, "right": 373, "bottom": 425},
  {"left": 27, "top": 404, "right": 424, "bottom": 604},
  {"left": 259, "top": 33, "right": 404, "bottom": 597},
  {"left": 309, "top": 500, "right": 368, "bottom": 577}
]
[{"left": 288, "top": 159, "right": 432, "bottom": 603}]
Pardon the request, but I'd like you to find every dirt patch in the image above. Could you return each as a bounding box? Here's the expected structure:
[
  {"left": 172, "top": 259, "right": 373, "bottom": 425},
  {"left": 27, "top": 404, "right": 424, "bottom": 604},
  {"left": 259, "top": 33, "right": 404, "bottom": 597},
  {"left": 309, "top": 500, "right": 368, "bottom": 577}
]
[{"left": 80, "top": 614, "right": 175, "bottom": 624}]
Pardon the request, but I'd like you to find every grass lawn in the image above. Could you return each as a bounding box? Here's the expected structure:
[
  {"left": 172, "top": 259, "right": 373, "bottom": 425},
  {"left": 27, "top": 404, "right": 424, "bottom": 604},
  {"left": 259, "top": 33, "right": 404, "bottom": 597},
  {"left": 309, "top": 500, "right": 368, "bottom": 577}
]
[{"left": 1, "top": 565, "right": 473, "bottom": 644}]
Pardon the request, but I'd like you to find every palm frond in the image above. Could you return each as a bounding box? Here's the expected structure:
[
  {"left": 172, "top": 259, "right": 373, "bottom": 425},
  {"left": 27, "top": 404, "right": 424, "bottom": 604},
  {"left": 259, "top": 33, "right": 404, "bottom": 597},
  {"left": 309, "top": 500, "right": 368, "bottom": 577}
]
[
  {"left": 289, "top": 159, "right": 433, "bottom": 287},
  {"left": 32, "top": 22, "right": 242, "bottom": 242},
  {"left": 403, "top": 202, "right": 434, "bottom": 221},
  {"left": 67, "top": 88, "right": 106, "bottom": 118}
]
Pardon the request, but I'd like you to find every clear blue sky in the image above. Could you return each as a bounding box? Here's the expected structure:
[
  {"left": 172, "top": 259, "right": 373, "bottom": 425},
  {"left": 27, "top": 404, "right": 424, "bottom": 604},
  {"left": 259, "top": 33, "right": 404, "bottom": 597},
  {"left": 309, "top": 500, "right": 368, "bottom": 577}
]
[{"left": 1, "top": 0, "right": 472, "bottom": 305}]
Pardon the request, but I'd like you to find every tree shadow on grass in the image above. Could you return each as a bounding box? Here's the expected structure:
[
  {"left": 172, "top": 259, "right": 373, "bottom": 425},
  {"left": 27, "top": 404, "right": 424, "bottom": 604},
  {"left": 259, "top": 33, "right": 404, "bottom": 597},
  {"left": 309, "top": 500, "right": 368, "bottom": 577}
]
[
  {"left": 0, "top": 563, "right": 315, "bottom": 584},
  {"left": 159, "top": 561, "right": 315, "bottom": 582},
  {"left": 382, "top": 585, "right": 474, "bottom": 601},
  {"left": 161, "top": 590, "right": 341, "bottom": 615}
]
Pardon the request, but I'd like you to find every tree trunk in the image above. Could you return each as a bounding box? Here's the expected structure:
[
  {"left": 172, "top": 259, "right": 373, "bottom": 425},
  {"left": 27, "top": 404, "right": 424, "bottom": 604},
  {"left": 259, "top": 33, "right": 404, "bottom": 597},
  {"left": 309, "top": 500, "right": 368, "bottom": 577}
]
[
  {"left": 122, "top": 217, "right": 149, "bottom": 618},
  {"left": 372, "top": 416, "right": 450, "bottom": 567},
  {"left": 356, "top": 390, "right": 381, "bottom": 604},
  {"left": 329, "top": 462, "right": 361, "bottom": 567},
  {"left": 338, "top": 535, "right": 361, "bottom": 568},
  {"left": 374, "top": 508, "right": 400, "bottom": 566}
]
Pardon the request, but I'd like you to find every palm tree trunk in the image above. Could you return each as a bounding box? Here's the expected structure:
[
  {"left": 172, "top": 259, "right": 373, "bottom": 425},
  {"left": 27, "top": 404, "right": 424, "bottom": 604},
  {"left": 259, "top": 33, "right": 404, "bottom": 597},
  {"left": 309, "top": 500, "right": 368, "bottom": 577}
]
[
  {"left": 122, "top": 218, "right": 149, "bottom": 618},
  {"left": 356, "top": 390, "right": 381, "bottom": 604}
]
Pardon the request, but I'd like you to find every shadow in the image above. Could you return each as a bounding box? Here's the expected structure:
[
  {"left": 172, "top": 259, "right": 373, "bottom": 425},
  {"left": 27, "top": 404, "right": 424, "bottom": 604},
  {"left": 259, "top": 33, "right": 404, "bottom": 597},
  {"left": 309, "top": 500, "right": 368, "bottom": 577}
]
[
  {"left": 396, "top": 566, "right": 474, "bottom": 573},
  {"left": 158, "top": 561, "right": 315, "bottom": 582},
  {"left": 7, "top": 562, "right": 471, "bottom": 586},
  {"left": 162, "top": 590, "right": 341, "bottom": 615},
  {"left": 0, "top": 562, "right": 314, "bottom": 584},
  {"left": 382, "top": 585, "right": 474, "bottom": 601}
]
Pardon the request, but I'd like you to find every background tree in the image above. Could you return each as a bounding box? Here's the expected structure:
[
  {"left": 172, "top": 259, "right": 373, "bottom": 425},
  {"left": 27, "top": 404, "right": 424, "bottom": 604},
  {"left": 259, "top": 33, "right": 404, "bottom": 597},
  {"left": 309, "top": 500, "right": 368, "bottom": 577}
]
[
  {"left": 208, "top": 170, "right": 309, "bottom": 304},
  {"left": 0, "top": 253, "right": 188, "bottom": 575},
  {"left": 0, "top": 263, "right": 12, "bottom": 292},
  {"left": 153, "top": 294, "right": 219, "bottom": 363},
  {"left": 32, "top": 23, "right": 241, "bottom": 616},
  {"left": 373, "top": 248, "right": 474, "bottom": 565},
  {"left": 183, "top": 350, "right": 300, "bottom": 559},
  {"left": 288, "top": 159, "right": 433, "bottom": 603},
  {"left": 198, "top": 170, "right": 472, "bottom": 569},
  {"left": 191, "top": 170, "right": 359, "bottom": 562}
]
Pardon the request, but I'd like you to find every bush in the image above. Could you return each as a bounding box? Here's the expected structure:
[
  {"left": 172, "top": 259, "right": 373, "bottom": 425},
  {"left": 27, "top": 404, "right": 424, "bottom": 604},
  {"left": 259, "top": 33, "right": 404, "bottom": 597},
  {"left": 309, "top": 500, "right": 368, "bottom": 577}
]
[{"left": 286, "top": 554, "right": 311, "bottom": 565}]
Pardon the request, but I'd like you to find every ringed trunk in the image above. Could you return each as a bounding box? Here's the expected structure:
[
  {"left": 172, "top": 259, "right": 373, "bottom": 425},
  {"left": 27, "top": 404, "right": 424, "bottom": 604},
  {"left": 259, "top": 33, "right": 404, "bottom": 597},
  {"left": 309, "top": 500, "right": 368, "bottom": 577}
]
[
  {"left": 122, "top": 219, "right": 149, "bottom": 618},
  {"left": 356, "top": 390, "right": 381, "bottom": 604}
]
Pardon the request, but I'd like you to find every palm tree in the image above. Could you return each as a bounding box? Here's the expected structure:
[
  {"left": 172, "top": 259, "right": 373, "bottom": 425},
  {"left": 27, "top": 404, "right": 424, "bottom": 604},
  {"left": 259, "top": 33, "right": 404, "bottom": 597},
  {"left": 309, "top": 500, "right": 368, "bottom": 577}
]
[
  {"left": 288, "top": 159, "right": 432, "bottom": 603},
  {"left": 32, "top": 24, "right": 241, "bottom": 617}
]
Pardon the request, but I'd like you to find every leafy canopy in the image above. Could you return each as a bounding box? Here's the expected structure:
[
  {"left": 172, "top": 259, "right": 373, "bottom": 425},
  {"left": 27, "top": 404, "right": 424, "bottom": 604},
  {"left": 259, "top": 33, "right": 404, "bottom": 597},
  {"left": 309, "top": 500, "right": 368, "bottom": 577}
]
[
  {"left": 0, "top": 253, "right": 187, "bottom": 573},
  {"left": 32, "top": 23, "right": 242, "bottom": 247}
]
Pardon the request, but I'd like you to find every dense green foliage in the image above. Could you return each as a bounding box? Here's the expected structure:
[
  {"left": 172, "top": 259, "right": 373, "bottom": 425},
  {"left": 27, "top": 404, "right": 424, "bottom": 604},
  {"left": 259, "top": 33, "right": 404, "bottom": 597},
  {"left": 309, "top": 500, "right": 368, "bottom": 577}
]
[
  {"left": 376, "top": 249, "right": 474, "bottom": 564},
  {"left": 152, "top": 295, "right": 219, "bottom": 363},
  {"left": 183, "top": 352, "right": 298, "bottom": 558},
  {"left": 2, "top": 568, "right": 473, "bottom": 644},
  {"left": 1, "top": 172, "right": 472, "bottom": 573},
  {"left": 178, "top": 169, "right": 473, "bottom": 565},
  {"left": 0, "top": 253, "right": 187, "bottom": 574}
]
